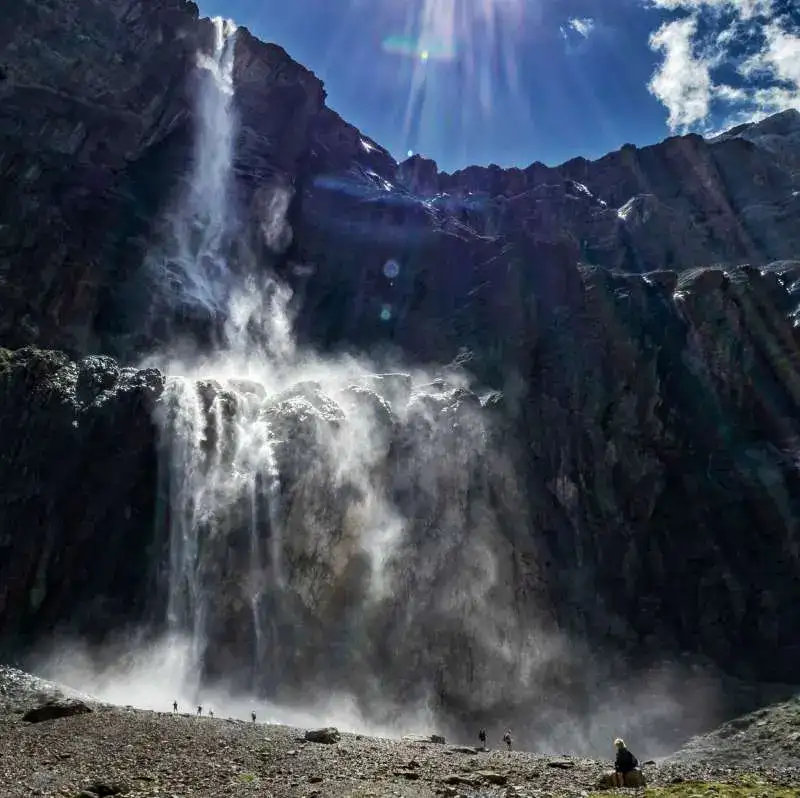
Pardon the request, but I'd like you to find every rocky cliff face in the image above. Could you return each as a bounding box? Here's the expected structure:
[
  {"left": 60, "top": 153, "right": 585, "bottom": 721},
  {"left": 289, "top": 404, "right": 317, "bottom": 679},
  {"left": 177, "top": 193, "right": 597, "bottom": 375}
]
[
  {"left": 4, "top": 0, "right": 799, "bottom": 359},
  {"left": 0, "top": 348, "right": 164, "bottom": 650},
  {"left": 1, "top": 0, "right": 800, "bottom": 717}
]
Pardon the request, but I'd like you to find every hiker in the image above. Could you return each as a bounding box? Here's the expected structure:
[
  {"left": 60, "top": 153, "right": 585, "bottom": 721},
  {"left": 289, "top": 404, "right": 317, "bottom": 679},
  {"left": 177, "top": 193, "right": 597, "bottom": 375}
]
[
  {"left": 479, "top": 728, "right": 487, "bottom": 748},
  {"left": 503, "top": 729, "right": 512, "bottom": 751},
  {"left": 197, "top": 705, "right": 202, "bottom": 716},
  {"left": 613, "top": 738, "right": 638, "bottom": 787},
  {"left": 251, "top": 711, "right": 256, "bottom": 723},
  {"left": 172, "top": 700, "right": 178, "bottom": 713},
  {"left": 209, "top": 708, "right": 214, "bottom": 718}
]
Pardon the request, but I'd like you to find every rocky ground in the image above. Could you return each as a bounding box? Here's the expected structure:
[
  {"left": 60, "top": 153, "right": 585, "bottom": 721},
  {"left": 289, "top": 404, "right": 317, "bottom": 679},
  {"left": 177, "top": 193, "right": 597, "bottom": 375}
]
[{"left": 2, "top": 668, "right": 799, "bottom": 798}]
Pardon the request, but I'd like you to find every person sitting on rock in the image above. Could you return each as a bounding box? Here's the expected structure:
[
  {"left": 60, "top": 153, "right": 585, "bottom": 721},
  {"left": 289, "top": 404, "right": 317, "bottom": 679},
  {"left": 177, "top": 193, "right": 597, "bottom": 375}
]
[
  {"left": 613, "top": 738, "right": 638, "bottom": 786},
  {"left": 503, "top": 729, "right": 512, "bottom": 751},
  {"left": 479, "top": 728, "right": 487, "bottom": 748}
]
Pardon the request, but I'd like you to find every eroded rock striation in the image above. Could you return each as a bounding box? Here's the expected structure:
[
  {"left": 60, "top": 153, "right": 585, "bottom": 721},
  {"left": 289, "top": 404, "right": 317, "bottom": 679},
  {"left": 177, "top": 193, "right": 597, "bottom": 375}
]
[{"left": 1, "top": 0, "right": 800, "bottom": 724}]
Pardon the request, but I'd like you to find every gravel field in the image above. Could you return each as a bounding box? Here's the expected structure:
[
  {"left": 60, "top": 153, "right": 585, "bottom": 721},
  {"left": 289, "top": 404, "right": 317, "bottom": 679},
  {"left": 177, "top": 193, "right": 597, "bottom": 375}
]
[{"left": 2, "top": 667, "right": 799, "bottom": 798}]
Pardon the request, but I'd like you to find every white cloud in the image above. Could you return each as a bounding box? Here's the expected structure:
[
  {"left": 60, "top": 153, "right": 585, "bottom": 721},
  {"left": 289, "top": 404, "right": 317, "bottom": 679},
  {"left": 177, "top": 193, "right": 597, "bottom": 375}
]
[
  {"left": 739, "top": 23, "right": 800, "bottom": 116},
  {"left": 644, "top": 0, "right": 800, "bottom": 131},
  {"left": 646, "top": 0, "right": 772, "bottom": 19},
  {"left": 742, "top": 23, "right": 800, "bottom": 86},
  {"left": 568, "top": 17, "right": 595, "bottom": 38},
  {"left": 647, "top": 17, "right": 714, "bottom": 129}
]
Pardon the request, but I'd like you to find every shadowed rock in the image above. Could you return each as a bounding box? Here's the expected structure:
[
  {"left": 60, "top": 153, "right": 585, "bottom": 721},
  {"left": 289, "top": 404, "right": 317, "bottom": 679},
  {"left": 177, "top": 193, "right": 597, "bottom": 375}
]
[
  {"left": 23, "top": 698, "right": 93, "bottom": 723},
  {"left": 304, "top": 727, "right": 340, "bottom": 744}
]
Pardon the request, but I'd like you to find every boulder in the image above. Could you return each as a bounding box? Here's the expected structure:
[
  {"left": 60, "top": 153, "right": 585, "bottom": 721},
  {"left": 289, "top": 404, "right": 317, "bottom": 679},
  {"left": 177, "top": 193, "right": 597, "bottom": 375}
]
[
  {"left": 22, "top": 698, "right": 93, "bottom": 723},
  {"left": 596, "top": 769, "right": 646, "bottom": 789},
  {"left": 83, "top": 781, "right": 128, "bottom": 797},
  {"left": 304, "top": 727, "right": 340, "bottom": 744}
]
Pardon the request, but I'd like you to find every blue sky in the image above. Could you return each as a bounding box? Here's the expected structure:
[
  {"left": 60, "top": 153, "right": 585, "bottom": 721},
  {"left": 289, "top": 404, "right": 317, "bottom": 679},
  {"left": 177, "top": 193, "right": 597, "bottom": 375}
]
[{"left": 198, "top": 0, "right": 800, "bottom": 172}]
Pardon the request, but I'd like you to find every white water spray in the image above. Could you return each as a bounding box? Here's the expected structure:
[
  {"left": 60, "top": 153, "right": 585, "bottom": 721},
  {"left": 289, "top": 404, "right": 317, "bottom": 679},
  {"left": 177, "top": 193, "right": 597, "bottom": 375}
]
[
  {"left": 152, "top": 17, "right": 290, "bottom": 684},
  {"left": 143, "top": 15, "right": 548, "bottom": 726}
]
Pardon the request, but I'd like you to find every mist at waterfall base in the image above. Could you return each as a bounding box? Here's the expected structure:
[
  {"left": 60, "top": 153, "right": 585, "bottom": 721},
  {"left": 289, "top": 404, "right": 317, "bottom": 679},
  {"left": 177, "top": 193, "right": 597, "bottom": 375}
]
[{"left": 33, "top": 17, "right": 724, "bottom": 758}]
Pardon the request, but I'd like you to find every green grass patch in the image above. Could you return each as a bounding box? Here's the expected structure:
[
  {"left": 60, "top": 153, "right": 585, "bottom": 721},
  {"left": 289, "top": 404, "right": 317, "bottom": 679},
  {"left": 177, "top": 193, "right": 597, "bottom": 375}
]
[
  {"left": 645, "top": 776, "right": 797, "bottom": 798},
  {"left": 237, "top": 772, "right": 258, "bottom": 784}
]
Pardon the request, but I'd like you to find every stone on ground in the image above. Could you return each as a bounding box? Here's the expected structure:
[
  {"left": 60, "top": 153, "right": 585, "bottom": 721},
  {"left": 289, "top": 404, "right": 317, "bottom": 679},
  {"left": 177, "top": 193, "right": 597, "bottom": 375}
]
[
  {"left": 22, "top": 698, "right": 93, "bottom": 723},
  {"left": 596, "top": 769, "right": 646, "bottom": 789},
  {"left": 304, "top": 726, "right": 340, "bottom": 744}
]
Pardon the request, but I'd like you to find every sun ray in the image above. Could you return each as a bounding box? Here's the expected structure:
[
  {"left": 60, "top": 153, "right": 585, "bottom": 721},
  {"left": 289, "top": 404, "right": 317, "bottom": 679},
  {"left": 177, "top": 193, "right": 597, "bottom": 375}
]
[{"left": 368, "top": 0, "right": 532, "bottom": 159}]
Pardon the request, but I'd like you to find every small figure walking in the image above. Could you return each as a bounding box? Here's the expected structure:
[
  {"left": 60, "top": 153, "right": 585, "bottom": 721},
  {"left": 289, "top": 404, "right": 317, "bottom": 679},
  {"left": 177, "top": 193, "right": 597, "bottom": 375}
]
[
  {"left": 251, "top": 711, "right": 256, "bottom": 723},
  {"left": 197, "top": 705, "right": 202, "bottom": 716},
  {"left": 172, "top": 700, "right": 178, "bottom": 713},
  {"left": 503, "top": 729, "right": 512, "bottom": 751},
  {"left": 478, "top": 728, "right": 487, "bottom": 749},
  {"left": 613, "top": 738, "right": 638, "bottom": 787},
  {"left": 209, "top": 708, "right": 214, "bottom": 718}
]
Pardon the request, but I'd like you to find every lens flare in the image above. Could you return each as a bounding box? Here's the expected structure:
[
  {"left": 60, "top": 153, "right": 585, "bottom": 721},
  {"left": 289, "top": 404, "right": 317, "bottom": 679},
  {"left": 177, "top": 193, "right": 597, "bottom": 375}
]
[
  {"left": 372, "top": 0, "right": 530, "bottom": 159},
  {"left": 383, "top": 258, "right": 401, "bottom": 279}
]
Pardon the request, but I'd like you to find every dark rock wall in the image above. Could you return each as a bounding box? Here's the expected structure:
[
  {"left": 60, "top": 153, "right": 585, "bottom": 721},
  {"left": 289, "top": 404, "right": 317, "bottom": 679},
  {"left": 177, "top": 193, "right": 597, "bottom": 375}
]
[{"left": 0, "top": 348, "right": 163, "bottom": 653}]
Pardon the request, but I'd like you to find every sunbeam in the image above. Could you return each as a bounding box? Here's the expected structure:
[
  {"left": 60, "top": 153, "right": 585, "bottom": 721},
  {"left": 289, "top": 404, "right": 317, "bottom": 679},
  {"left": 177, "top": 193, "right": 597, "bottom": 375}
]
[{"left": 370, "top": 0, "right": 531, "bottom": 158}]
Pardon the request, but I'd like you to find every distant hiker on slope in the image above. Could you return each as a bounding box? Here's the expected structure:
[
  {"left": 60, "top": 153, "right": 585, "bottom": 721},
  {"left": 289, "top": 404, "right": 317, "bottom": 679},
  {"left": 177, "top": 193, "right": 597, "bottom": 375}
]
[
  {"left": 251, "top": 711, "right": 256, "bottom": 723},
  {"left": 503, "top": 729, "right": 512, "bottom": 751},
  {"left": 479, "top": 728, "right": 487, "bottom": 749},
  {"left": 197, "top": 705, "right": 202, "bottom": 716},
  {"left": 613, "top": 738, "right": 638, "bottom": 787},
  {"left": 209, "top": 708, "right": 214, "bottom": 718},
  {"left": 173, "top": 700, "right": 178, "bottom": 713}
]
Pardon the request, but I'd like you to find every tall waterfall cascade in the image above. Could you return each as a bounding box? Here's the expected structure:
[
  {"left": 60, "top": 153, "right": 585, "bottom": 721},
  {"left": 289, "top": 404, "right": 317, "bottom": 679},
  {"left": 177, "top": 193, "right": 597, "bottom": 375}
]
[{"left": 146, "top": 17, "right": 549, "bottom": 723}]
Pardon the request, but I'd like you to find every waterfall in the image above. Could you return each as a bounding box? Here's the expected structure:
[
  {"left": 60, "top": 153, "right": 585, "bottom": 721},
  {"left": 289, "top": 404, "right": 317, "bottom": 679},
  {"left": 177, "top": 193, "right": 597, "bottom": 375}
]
[
  {"left": 161, "top": 377, "right": 205, "bottom": 661},
  {"left": 146, "top": 11, "right": 548, "bottom": 731},
  {"left": 152, "top": 16, "right": 282, "bottom": 672},
  {"left": 151, "top": 16, "right": 238, "bottom": 315}
]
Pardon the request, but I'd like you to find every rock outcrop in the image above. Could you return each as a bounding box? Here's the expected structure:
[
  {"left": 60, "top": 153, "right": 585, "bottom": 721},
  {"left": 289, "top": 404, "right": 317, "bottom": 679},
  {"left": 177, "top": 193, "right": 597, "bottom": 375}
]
[{"left": 0, "top": 347, "right": 164, "bottom": 652}]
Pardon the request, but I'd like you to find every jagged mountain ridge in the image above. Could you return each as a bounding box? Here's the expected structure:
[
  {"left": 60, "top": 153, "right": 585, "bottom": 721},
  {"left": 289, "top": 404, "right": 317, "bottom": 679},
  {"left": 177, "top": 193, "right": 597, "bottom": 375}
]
[
  {"left": 1, "top": 0, "right": 800, "bottom": 735},
  {"left": 2, "top": 0, "right": 800, "bottom": 355}
]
